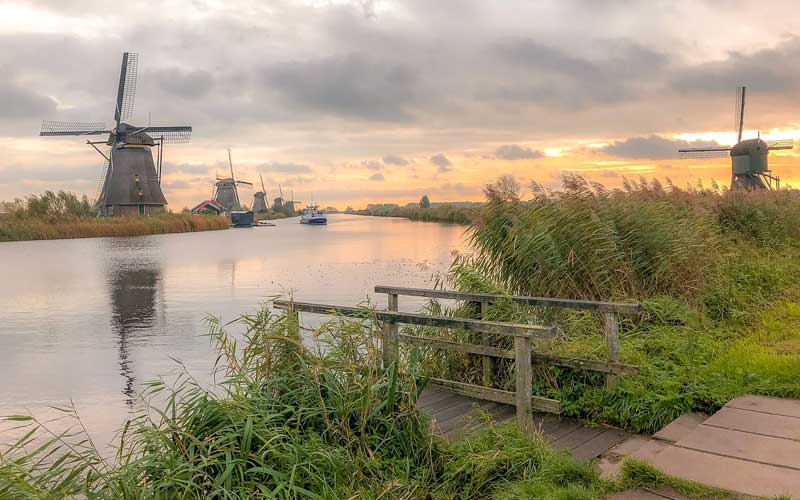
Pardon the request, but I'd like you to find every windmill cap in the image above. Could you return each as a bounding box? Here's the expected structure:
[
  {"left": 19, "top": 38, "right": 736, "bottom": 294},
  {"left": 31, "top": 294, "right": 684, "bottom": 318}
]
[{"left": 730, "top": 138, "right": 768, "bottom": 156}]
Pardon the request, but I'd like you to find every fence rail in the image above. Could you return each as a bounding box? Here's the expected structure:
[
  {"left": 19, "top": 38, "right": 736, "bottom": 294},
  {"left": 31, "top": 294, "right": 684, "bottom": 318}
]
[
  {"left": 273, "top": 288, "right": 641, "bottom": 437},
  {"left": 375, "top": 285, "right": 640, "bottom": 388}
]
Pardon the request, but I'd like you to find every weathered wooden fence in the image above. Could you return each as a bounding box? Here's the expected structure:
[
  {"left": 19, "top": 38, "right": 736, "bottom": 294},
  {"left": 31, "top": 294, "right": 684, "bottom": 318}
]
[{"left": 273, "top": 286, "right": 640, "bottom": 436}]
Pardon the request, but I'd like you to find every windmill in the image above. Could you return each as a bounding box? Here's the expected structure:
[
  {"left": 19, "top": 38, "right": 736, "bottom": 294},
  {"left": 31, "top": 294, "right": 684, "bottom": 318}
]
[
  {"left": 40, "top": 52, "right": 192, "bottom": 216},
  {"left": 252, "top": 173, "right": 269, "bottom": 213},
  {"left": 213, "top": 149, "right": 252, "bottom": 210},
  {"left": 678, "top": 86, "right": 793, "bottom": 190}
]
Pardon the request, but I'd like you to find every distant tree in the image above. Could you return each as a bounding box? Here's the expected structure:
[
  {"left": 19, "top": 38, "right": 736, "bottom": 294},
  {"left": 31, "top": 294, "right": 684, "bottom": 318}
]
[
  {"left": 483, "top": 175, "right": 521, "bottom": 203},
  {"left": 420, "top": 195, "right": 431, "bottom": 208}
]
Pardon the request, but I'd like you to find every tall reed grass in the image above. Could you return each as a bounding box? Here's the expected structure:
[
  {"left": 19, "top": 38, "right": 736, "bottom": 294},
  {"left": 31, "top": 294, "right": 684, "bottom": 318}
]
[
  {"left": 427, "top": 175, "right": 800, "bottom": 432},
  {"left": 0, "top": 308, "right": 636, "bottom": 499}
]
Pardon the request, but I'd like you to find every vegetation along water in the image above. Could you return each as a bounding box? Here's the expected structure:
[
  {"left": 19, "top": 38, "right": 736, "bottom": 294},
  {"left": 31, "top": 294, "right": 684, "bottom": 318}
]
[
  {"left": 0, "top": 191, "right": 229, "bottom": 242},
  {"left": 1, "top": 176, "right": 798, "bottom": 498}
]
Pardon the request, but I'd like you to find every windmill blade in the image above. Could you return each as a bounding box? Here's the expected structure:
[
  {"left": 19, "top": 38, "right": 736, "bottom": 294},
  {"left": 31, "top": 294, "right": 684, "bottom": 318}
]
[
  {"left": 766, "top": 138, "right": 794, "bottom": 151},
  {"left": 114, "top": 52, "right": 138, "bottom": 124},
  {"left": 236, "top": 180, "right": 254, "bottom": 186},
  {"left": 678, "top": 147, "right": 731, "bottom": 159},
  {"left": 260, "top": 172, "right": 266, "bottom": 193},
  {"left": 142, "top": 126, "right": 192, "bottom": 143},
  {"left": 734, "top": 86, "right": 745, "bottom": 143},
  {"left": 40, "top": 120, "right": 109, "bottom": 136}
]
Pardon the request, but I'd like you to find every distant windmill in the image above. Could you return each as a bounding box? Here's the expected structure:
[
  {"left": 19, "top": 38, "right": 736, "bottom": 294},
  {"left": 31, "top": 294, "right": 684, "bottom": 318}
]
[
  {"left": 678, "top": 86, "right": 793, "bottom": 190},
  {"left": 252, "top": 173, "right": 269, "bottom": 213},
  {"left": 40, "top": 52, "right": 192, "bottom": 216},
  {"left": 213, "top": 149, "right": 253, "bottom": 210}
]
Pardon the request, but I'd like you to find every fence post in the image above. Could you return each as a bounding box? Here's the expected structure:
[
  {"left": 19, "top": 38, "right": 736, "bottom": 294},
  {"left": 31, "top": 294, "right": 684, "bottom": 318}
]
[
  {"left": 514, "top": 335, "right": 534, "bottom": 436},
  {"left": 287, "top": 308, "right": 300, "bottom": 338},
  {"left": 382, "top": 293, "right": 400, "bottom": 367},
  {"left": 479, "top": 301, "right": 495, "bottom": 387},
  {"left": 604, "top": 312, "right": 619, "bottom": 389}
]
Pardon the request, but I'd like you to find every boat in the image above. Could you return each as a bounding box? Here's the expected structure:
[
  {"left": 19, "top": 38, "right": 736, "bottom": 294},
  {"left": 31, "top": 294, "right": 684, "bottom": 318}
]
[
  {"left": 255, "top": 220, "right": 275, "bottom": 227},
  {"left": 230, "top": 210, "right": 255, "bottom": 227},
  {"left": 300, "top": 205, "right": 327, "bottom": 225}
]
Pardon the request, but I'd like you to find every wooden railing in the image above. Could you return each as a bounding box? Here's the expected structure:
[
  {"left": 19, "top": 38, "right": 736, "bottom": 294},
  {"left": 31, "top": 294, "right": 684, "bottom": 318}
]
[
  {"left": 375, "top": 286, "right": 641, "bottom": 389},
  {"left": 273, "top": 289, "right": 640, "bottom": 437}
]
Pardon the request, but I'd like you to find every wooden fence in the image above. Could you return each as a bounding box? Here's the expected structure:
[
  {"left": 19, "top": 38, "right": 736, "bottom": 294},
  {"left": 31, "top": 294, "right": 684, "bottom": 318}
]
[{"left": 273, "top": 287, "right": 640, "bottom": 436}]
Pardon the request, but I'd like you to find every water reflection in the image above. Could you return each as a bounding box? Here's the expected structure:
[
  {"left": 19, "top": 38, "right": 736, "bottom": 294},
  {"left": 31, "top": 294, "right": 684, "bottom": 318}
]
[{"left": 104, "top": 239, "right": 164, "bottom": 406}]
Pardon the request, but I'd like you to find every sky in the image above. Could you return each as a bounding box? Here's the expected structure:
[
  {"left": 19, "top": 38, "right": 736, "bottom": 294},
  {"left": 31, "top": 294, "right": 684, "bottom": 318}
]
[{"left": 1, "top": 0, "right": 800, "bottom": 210}]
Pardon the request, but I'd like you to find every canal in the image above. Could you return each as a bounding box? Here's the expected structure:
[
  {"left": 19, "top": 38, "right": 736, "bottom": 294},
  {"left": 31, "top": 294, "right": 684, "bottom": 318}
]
[{"left": 0, "top": 214, "right": 466, "bottom": 445}]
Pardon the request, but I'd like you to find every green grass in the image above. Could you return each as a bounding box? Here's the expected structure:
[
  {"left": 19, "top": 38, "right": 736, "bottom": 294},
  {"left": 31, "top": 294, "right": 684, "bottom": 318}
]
[
  {"left": 418, "top": 175, "right": 800, "bottom": 433},
  {"left": 359, "top": 205, "right": 476, "bottom": 224},
  {"left": 0, "top": 306, "right": 774, "bottom": 499}
]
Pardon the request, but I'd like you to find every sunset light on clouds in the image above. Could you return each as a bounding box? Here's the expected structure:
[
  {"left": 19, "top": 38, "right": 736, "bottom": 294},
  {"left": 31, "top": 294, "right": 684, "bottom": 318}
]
[{"left": 2, "top": 0, "right": 800, "bottom": 209}]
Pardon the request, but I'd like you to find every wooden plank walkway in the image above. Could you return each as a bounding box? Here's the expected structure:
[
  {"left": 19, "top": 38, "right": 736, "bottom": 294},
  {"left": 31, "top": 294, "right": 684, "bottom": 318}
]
[
  {"left": 648, "top": 395, "right": 800, "bottom": 498},
  {"left": 419, "top": 388, "right": 629, "bottom": 461}
]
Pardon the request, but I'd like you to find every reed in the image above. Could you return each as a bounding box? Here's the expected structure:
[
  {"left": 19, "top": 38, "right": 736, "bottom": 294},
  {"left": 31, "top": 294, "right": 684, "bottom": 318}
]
[{"left": 417, "top": 175, "right": 800, "bottom": 433}]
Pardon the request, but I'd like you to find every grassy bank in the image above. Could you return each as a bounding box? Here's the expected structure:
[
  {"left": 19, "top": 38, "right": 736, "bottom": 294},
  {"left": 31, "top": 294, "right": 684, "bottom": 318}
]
[
  {"left": 0, "top": 309, "right": 746, "bottom": 499},
  {"left": 358, "top": 205, "right": 475, "bottom": 224},
  {"left": 416, "top": 175, "right": 800, "bottom": 433},
  {"left": 0, "top": 190, "right": 229, "bottom": 242}
]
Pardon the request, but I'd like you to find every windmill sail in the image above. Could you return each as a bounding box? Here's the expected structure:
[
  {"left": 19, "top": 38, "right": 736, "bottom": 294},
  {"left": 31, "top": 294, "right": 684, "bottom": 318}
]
[
  {"left": 678, "top": 147, "right": 731, "bottom": 159},
  {"left": 734, "top": 86, "right": 745, "bottom": 143},
  {"left": 39, "top": 51, "right": 192, "bottom": 216},
  {"left": 115, "top": 52, "right": 138, "bottom": 125}
]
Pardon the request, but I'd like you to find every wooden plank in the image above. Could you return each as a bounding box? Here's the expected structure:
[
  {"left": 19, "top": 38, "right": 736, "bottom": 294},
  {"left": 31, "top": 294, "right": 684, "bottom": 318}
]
[
  {"left": 552, "top": 426, "right": 606, "bottom": 451},
  {"left": 417, "top": 388, "right": 450, "bottom": 407},
  {"left": 726, "top": 395, "right": 800, "bottom": 418},
  {"left": 401, "top": 335, "right": 639, "bottom": 375},
  {"left": 426, "top": 378, "right": 561, "bottom": 414},
  {"left": 540, "top": 418, "right": 581, "bottom": 443},
  {"left": 399, "top": 334, "right": 514, "bottom": 358},
  {"left": 374, "top": 285, "right": 642, "bottom": 314},
  {"left": 531, "top": 352, "right": 639, "bottom": 375},
  {"left": 676, "top": 424, "right": 800, "bottom": 470},
  {"left": 651, "top": 445, "right": 800, "bottom": 498},
  {"left": 479, "top": 301, "right": 494, "bottom": 388},
  {"left": 423, "top": 392, "right": 467, "bottom": 413},
  {"left": 515, "top": 335, "right": 534, "bottom": 435},
  {"left": 571, "top": 428, "right": 630, "bottom": 462},
  {"left": 704, "top": 407, "right": 800, "bottom": 440},
  {"left": 430, "top": 399, "right": 485, "bottom": 428},
  {"left": 273, "top": 300, "right": 554, "bottom": 338},
  {"left": 382, "top": 293, "right": 399, "bottom": 366},
  {"left": 604, "top": 312, "right": 620, "bottom": 389},
  {"left": 436, "top": 400, "right": 498, "bottom": 434}
]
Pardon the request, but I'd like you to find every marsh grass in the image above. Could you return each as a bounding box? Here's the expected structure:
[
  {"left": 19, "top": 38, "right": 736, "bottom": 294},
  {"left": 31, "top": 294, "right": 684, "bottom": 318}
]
[
  {"left": 0, "top": 306, "right": 773, "bottom": 498},
  {"left": 418, "top": 176, "right": 800, "bottom": 433}
]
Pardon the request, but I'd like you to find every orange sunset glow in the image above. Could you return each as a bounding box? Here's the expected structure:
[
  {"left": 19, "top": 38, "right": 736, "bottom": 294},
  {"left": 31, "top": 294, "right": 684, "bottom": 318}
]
[{"left": 1, "top": 1, "right": 800, "bottom": 208}]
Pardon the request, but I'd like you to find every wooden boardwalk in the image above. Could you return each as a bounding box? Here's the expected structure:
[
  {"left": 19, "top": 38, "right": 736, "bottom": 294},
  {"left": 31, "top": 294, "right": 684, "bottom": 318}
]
[
  {"left": 419, "top": 388, "right": 629, "bottom": 461},
  {"left": 645, "top": 395, "right": 800, "bottom": 498}
]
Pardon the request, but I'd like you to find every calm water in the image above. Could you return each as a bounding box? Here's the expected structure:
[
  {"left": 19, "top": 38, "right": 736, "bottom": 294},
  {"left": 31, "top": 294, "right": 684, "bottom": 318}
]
[{"left": 0, "top": 214, "right": 466, "bottom": 444}]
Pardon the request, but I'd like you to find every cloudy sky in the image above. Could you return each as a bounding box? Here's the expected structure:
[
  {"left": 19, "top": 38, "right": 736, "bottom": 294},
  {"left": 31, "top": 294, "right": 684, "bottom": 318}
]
[{"left": 2, "top": 0, "right": 800, "bottom": 209}]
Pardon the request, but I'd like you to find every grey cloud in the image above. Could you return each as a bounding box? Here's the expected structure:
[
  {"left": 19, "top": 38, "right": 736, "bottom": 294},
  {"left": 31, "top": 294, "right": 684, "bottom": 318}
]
[
  {"left": 495, "top": 144, "right": 543, "bottom": 160},
  {"left": 263, "top": 54, "right": 421, "bottom": 122},
  {"left": 602, "top": 135, "right": 724, "bottom": 160},
  {"left": 363, "top": 160, "right": 382, "bottom": 170},
  {"left": 0, "top": 80, "right": 57, "bottom": 119},
  {"left": 152, "top": 68, "right": 214, "bottom": 99},
  {"left": 163, "top": 180, "right": 192, "bottom": 189},
  {"left": 382, "top": 154, "right": 409, "bottom": 166},
  {"left": 164, "top": 162, "right": 214, "bottom": 175},
  {"left": 430, "top": 154, "right": 451, "bottom": 171},
  {"left": 259, "top": 162, "right": 313, "bottom": 174},
  {"left": 369, "top": 172, "right": 384, "bottom": 181},
  {"left": 672, "top": 37, "right": 800, "bottom": 95}
]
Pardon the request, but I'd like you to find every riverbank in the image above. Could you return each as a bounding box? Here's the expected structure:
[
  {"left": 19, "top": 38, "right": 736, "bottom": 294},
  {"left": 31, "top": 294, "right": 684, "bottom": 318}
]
[
  {"left": 0, "top": 213, "right": 229, "bottom": 242},
  {"left": 356, "top": 204, "right": 475, "bottom": 224},
  {"left": 427, "top": 175, "right": 800, "bottom": 433},
  {"left": 0, "top": 309, "right": 740, "bottom": 499}
]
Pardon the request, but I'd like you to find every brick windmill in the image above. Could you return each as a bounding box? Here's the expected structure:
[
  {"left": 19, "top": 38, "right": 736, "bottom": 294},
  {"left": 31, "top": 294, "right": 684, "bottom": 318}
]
[
  {"left": 678, "top": 86, "right": 793, "bottom": 190},
  {"left": 40, "top": 52, "right": 192, "bottom": 215}
]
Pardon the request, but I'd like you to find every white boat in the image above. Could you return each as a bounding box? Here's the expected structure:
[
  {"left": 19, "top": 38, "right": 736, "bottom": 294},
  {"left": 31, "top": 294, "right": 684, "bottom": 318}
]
[{"left": 300, "top": 205, "right": 327, "bottom": 225}]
